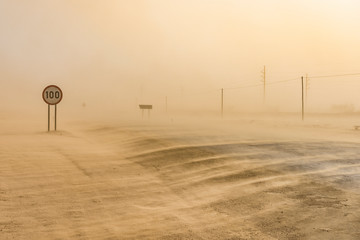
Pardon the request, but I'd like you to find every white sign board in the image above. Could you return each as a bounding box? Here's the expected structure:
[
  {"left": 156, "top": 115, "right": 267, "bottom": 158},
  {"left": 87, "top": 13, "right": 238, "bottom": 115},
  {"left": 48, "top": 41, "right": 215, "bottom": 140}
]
[{"left": 42, "top": 85, "right": 63, "bottom": 105}]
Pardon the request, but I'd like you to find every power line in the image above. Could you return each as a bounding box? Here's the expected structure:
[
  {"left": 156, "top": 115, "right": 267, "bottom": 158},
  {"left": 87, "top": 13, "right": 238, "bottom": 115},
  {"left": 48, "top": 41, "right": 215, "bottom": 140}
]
[
  {"left": 165, "top": 71, "right": 360, "bottom": 100},
  {"left": 173, "top": 88, "right": 219, "bottom": 97},
  {"left": 220, "top": 78, "right": 259, "bottom": 87},
  {"left": 266, "top": 77, "right": 298, "bottom": 86},
  {"left": 224, "top": 77, "right": 298, "bottom": 90},
  {"left": 308, "top": 73, "right": 360, "bottom": 79},
  {"left": 223, "top": 72, "right": 360, "bottom": 91},
  {"left": 224, "top": 83, "right": 263, "bottom": 90}
]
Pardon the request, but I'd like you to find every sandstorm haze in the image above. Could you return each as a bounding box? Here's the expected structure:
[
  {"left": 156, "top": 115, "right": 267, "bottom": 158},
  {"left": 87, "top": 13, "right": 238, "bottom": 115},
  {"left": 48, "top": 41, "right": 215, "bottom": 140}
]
[
  {"left": 1, "top": 0, "right": 360, "bottom": 118},
  {"left": 3, "top": 2, "right": 360, "bottom": 239}
]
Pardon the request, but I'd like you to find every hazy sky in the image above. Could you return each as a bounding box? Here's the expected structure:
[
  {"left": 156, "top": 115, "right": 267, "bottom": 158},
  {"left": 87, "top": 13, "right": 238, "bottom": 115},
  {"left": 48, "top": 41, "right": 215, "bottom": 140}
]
[{"left": 1, "top": 0, "right": 360, "bottom": 115}]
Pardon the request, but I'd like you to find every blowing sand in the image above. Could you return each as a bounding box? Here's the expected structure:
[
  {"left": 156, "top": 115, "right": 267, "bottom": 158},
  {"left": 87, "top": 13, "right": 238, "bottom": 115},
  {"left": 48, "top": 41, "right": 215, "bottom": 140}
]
[{"left": 1, "top": 115, "right": 360, "bottom": 239}]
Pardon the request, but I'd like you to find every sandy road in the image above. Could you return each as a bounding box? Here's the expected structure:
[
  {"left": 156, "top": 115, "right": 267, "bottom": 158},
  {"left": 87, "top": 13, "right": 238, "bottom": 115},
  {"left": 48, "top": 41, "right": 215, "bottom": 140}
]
[{"left": 1, "top": 119, "right": 360, "bottom": 239}]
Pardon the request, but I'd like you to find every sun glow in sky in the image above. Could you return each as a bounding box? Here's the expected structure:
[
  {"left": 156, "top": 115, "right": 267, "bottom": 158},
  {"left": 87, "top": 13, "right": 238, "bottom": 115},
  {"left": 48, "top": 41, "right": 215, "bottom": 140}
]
[{"left": 1, "top": 0, "right": 360, "bottom": 114}]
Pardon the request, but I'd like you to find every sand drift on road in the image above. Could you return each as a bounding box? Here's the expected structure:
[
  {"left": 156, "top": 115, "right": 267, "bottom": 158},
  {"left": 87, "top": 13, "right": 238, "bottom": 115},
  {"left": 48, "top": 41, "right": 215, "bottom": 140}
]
[{"left": 1, "top": 119, "right": 360, "bottom": 239}]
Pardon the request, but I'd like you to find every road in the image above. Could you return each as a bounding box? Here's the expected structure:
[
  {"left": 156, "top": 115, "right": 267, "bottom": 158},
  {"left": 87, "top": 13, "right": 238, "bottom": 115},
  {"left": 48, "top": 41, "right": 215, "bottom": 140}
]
[{"left": 1, "top": 118, "right": 360, "bottom": 239}]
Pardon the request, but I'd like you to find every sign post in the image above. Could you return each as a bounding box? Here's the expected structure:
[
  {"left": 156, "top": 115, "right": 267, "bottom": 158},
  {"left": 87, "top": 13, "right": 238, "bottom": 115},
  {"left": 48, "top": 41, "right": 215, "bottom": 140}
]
[
  {"left": 139, "top": 105, "right": 153, "bottom": 119},
  {"left": 42, "top": 85, "right": 63, "bottom": 131}
]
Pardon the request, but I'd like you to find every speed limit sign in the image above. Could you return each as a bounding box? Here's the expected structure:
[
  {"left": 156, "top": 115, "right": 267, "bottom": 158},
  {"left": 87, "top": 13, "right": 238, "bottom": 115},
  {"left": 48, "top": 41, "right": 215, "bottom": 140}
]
[
  {"left": 42, "top": 85, "right": 63, "bottom": 131},
  {"left": 42, "top": 85, "right": 63, "bottom": 105}
]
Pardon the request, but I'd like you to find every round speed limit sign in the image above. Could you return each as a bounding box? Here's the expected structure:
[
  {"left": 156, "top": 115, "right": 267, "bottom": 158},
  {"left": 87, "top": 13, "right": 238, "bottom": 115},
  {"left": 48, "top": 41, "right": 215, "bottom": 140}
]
[{"left": 42, "top": 85, "right": 63, "bottom": 105}]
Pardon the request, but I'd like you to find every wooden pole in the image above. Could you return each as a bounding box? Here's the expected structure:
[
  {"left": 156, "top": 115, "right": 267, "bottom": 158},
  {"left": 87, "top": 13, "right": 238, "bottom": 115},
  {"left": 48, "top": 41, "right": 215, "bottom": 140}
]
[
  {"left": 263, "top": 65, "right": 266, "bottom": 104},
  {"left": 305, "top": 74, "right": 308, "bottom": 103},
  {"left": 221, "top": 88, "right": 224, "bottom": 118}
]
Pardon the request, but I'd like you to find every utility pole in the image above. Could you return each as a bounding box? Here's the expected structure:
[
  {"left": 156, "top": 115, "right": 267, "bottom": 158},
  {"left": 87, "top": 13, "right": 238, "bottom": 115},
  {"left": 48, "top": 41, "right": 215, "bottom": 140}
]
[
  {"left": 261, "top": 66, "right": 266, "bottom": 104},
  {"left": 221, "top": 88, "right": 224, "bottom": 118},
  {"left": 305, "top": 74, "right": 310, "bottom": 105},
  {"left": 301, "top": 76, "right": 304, "bottom": 121}
]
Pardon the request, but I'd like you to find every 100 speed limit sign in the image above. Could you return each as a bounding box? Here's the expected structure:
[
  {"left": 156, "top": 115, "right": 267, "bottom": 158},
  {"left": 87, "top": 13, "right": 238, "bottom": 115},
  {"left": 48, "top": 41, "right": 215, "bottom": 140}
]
[{"left": 42, "top": 85, "right": 63, "bottom": 105}]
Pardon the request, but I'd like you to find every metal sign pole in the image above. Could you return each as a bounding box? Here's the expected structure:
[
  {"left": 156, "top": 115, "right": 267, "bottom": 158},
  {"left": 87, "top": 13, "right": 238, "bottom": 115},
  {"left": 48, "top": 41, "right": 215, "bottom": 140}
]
[
  {"left": 139, "top": 105, "right": 153, "bottom": 120},
  {"left": 55, "top": 104, "right": 57, "bottom": 131},
  {"left": 42, "top": 85, "right": 63, "bottom": 132},
  {"left": 48, "top": 104, "right": 50, "bottom": 132}
]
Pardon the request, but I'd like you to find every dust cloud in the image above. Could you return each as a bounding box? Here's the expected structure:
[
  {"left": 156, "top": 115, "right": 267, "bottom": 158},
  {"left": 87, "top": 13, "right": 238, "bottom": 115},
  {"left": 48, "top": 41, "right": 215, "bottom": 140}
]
[
  {"left": 1, "top": 1, "right": 360, "bottom": 239},
  {"left": 2, "top": 0, "right": 360, "bottom": 119}
]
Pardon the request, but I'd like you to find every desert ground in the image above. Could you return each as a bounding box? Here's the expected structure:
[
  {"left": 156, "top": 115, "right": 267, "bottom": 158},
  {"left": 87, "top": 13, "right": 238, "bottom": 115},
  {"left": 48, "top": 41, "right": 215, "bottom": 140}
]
[{"left": 1, "top": 114, "right": 360, "bottom": 239}]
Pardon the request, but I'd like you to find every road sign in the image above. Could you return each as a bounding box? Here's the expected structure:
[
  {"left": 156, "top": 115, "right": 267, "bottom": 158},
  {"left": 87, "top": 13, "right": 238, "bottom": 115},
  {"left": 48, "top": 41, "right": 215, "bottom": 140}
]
[
  {"left": 42, "top": 85, "right": 63, "bottom": 105},
  {"left": 139, "top": 104, "right": 153, "bottom": 119},
  {"left": 139, "top": 104, "right": 152, "bottom": 109},
  {"left": 42, "top": 85, "right": 62, "bottom": 131}
]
